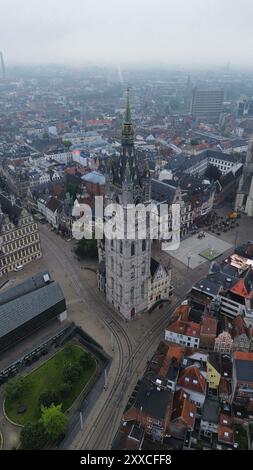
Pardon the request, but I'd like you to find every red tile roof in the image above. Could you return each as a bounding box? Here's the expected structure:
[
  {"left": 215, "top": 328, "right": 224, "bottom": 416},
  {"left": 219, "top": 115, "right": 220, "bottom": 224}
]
[
  {"left": 218, "top": 425, "right": 234, "bottom": 444},
  {"left": 229, "top": 278, "right": 253, "bottom": 299},
  {"left": 166, "top": 319, "right": 200, "bottom": 338},
  {"left": 219, "top": 413, "right": 233, "bottom": 427},
  {"left": 218, "top": 377, "right": 231, "bottom": 397},
  {"left": 171, "top": 389, "right": 196, "bottom": 429},
  {"left": 159, "top": 345, "right": 184, "bottom": 378},
  {"left": 177, "top": 365, "right": 206, "bottom": 395},
  {"left": 232, "top": 315, "right": 250, "bottom": 339},
  {"left": 200, "top": 315, "right": 217, "bottom": 336},
  {"left": 173, "top": 304, "right": 189, "bottom": 321},
  {"left": 233, "top": 351, "right": 253, "bottom": 361}
]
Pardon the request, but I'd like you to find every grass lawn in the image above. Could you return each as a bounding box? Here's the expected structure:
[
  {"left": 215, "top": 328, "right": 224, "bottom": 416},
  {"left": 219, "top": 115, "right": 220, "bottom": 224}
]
[
  {"left": 5, "top": 343, "right": 96, "bottom": 426},
  {"left": 234, "top": 424, "right": 248, "bottom": 450},
  {"left": 199, "top": 249, "right": 220, "bottom": 261}
]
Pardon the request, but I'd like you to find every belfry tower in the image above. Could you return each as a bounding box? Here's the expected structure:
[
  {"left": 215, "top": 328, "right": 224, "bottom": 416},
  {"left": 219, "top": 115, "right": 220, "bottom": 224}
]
[{"left": 104, "top": 89, "right": 151, "bottom": 320}]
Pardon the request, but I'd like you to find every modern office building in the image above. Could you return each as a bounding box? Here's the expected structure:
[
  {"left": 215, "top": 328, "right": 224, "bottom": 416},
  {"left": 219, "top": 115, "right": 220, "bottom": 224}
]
[{"left": 191, "top": 88, "right": 224, "bottom": 123}]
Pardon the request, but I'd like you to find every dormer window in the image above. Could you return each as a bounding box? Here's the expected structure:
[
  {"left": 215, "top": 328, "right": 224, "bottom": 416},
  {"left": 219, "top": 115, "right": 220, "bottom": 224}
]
[{"left": 131, "top": 242, "right": 135, "bottom": 256}]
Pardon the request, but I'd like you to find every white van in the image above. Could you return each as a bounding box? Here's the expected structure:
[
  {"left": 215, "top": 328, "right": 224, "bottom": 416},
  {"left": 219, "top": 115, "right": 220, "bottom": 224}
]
[{"left": 14, "top": 264, "right": 24, "bottom": 272}]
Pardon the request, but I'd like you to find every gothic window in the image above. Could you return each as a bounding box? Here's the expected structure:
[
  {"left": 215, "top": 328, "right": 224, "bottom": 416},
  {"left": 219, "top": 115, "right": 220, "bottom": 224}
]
[
  {"left": 111, "top": 278, "right": 114, "bottom": 291},
  {"left": 141, "top": 282, "right": 145, "bottom": 299},
  {"left": 119, "top": 265, "right": 123, "bottom": 277},
  {"left": 142, "top": 263, "right": 146, "bottom": 275},
  {"left": 131, "top": 265, "right": 135, "bottom": 280},
  {"left": 120, "top": 285, "right": 123, "bottom": 302},
  {"left": 130, "top": 287, "right": 134, "bottom": 302},
  {"left": 111, "top": 239, "right": 114, "bottom": 249},
  {"left": 120, "top": 240, "right": 123, "bottom": 254},
  {"left": 111, "top": 257, "right": 114, "bottom": 270},
  {"left": 142, "top": 239, "right": 146, "bottom": 252},
  {"left": 131, "top": 242, "right": 135, "bottom": 256}
]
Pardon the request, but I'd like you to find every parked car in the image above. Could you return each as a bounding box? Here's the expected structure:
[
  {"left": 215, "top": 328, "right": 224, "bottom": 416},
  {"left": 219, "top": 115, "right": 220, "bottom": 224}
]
[{"left": 14, "top": 264, "right": 24, "bottom": 272}]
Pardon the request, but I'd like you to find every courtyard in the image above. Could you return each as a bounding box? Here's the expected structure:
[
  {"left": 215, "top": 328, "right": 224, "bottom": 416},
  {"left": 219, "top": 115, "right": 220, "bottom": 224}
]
[{"left": 4, "top": 342, "right": 96, "bottom": 426}]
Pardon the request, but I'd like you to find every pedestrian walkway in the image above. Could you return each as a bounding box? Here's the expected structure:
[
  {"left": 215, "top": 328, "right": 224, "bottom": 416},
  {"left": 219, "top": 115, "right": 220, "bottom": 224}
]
[{"left": 0, "top": 389, "right": 21, "bottom": 450}]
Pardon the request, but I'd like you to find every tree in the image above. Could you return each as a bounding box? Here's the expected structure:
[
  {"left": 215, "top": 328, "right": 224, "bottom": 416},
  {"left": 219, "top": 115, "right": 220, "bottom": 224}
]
[
  {"left": 5, "top": 376, "right": 29, "bottom": 401},
  {"left": 75, "top": 237, "right": 98, "bottom": 259},
  {"left": 59, "top": 382, "right": 72, "bottom": 399},
  {"left": 79, "top": 353, "right": 94, "bottom": 370},
  {"left": 67, "top": 182, "right": 78, "bottom": 200},
  {"left": 62, "top": 362, "right": 82, "bottom": 383},
  {"left": 40, "top": 404, "right": 67, "bottom": 441},
  {"left": 39, "top": 390, "right": 61, "bottom": 408},
  {"left": 63, "top": 140, "right": 72, "bottom": 149},
  {"left": 205, "top": 164, "right": 222, "bottom": 182},
  {"left": 20, "top": 422, "right": 47, "bottom": 450}
]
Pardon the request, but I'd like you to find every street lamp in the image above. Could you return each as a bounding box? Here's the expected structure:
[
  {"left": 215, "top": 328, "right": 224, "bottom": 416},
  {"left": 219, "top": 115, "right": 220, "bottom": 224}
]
[{"left": 187, "top": 256, "right": 191, "bottom": 271}]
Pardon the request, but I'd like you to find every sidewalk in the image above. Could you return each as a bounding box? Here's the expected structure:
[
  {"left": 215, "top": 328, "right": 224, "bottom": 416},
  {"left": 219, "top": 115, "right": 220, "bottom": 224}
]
[{"left": 0, "top": 389, "right": 21, "bottom": 450}]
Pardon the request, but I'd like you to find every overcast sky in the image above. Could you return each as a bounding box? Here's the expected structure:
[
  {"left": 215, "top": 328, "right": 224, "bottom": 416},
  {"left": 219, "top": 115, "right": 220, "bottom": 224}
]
[{"left": 1, "top": 0, "right": 253, "bottom": 67}]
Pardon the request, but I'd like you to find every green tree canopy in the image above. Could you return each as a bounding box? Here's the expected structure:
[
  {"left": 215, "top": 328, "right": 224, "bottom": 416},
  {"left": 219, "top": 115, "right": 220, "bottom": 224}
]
[
  {"left": 62, "top": 362, "right": 82, "bottom": 383},
  {"left": 66, "top": 182, "right": 78, "bottom": 200},
  {"left": 40, "top": 404, "right": 67, "bottom": 441},
  {"left": 63, "top": 140, "right": 72, "bottom": 149},
  {"left": 20, "top": 422, "right": 47, "bottom": 450},
  {"left": 75, "top": 237, "right": 98, "bottom": 259},
  {"left": 39, "top": 390, "right": 61, "bottom": 408},
  {"left": 79, "top": 353, "right": 94, "bottom": 370},
  {"left": 5, "top": 376, "right": 29, "bottom": 401}
]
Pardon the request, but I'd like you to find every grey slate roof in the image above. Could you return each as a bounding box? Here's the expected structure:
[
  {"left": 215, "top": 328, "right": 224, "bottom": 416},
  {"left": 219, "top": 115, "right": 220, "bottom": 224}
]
[
  {"left": 0, "top": 282, "right": 65, "bottom": 339},
  {"left": 202, "top": 397, "right": 220, "bottom": 423},
  {"left": 134, "top": 373, "right": 172, "bottom": 420},
  {"left": 235, "top": 357, "right": 253, "bottom": 382},
  {"left": 0, "top": 272, "right": 51, "bottom": 306},
  {"left": 151, "top": 179, "right": 176, "bottom": 203}
]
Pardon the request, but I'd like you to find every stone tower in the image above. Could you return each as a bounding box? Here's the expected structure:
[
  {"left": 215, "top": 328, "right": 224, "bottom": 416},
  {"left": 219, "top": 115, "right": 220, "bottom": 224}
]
[
  {"left": 235, "top": 140, "right": 253, "bottom": 215},
  {"left": 104, "top": 89, "right": 151, "bottom": 320}
]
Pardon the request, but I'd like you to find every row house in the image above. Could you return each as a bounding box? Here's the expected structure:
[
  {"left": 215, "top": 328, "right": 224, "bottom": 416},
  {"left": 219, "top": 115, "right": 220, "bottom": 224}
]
[
  {"left": 165, "top": 318, "right": 200, "bottom": 349},
  {"left": 218, "top": 414, "right": 235, "bottom": 447},
  {"left": 123, "top": 373, "right": 172, "bottom": 442},
  {"left": 169, "top": 388, "right": 197, "bottom": 434},
  {"left": 37, "top": 196, "right": 62, "bottom": 229},
  {"left": 214, "top": 315, "right": 252, "bottom": 355},
  {"left": 176, "top": 365, "right": 207, "bottom": 408},
  {"left": 0, "top": 193, "right": 42, "bottom": 277},
  {"left": 232, "top": 351, "right": 253, "bottom": 407}
]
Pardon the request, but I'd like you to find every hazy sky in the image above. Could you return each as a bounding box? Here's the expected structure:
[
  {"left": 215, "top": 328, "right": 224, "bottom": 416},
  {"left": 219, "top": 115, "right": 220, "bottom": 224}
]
[{"left": 1, "top": 0, "right": 253, "bottom": 67}]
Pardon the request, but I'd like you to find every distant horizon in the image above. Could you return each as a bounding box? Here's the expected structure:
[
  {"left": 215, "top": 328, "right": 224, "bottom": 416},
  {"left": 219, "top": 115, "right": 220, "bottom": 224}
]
[{"left": 3, "top": 61, "right": 253, "bottom": 73}]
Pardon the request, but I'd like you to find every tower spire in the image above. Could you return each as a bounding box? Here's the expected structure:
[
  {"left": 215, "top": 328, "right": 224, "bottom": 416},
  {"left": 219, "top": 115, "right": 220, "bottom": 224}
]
[
  {"left": 125, "top": 86, "right": 131, "bottom": 123},
  {"left": 122, "top": 86, "right": 134, "bottom": 145}
]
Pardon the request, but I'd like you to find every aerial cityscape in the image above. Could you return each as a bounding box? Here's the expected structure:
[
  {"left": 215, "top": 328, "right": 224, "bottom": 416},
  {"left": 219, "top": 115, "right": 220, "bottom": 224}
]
[{"left": 0, "top": 0, "right": 253, "bottom": 458}]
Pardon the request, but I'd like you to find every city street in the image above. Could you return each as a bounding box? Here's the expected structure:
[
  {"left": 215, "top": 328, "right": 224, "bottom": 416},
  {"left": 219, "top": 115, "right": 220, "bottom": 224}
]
[
  {"left": 1, "top": 209, "right": 252, "bottom": 449},
  {"left": 35, "top": 225, "right": 211, "bottom": 449}
]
